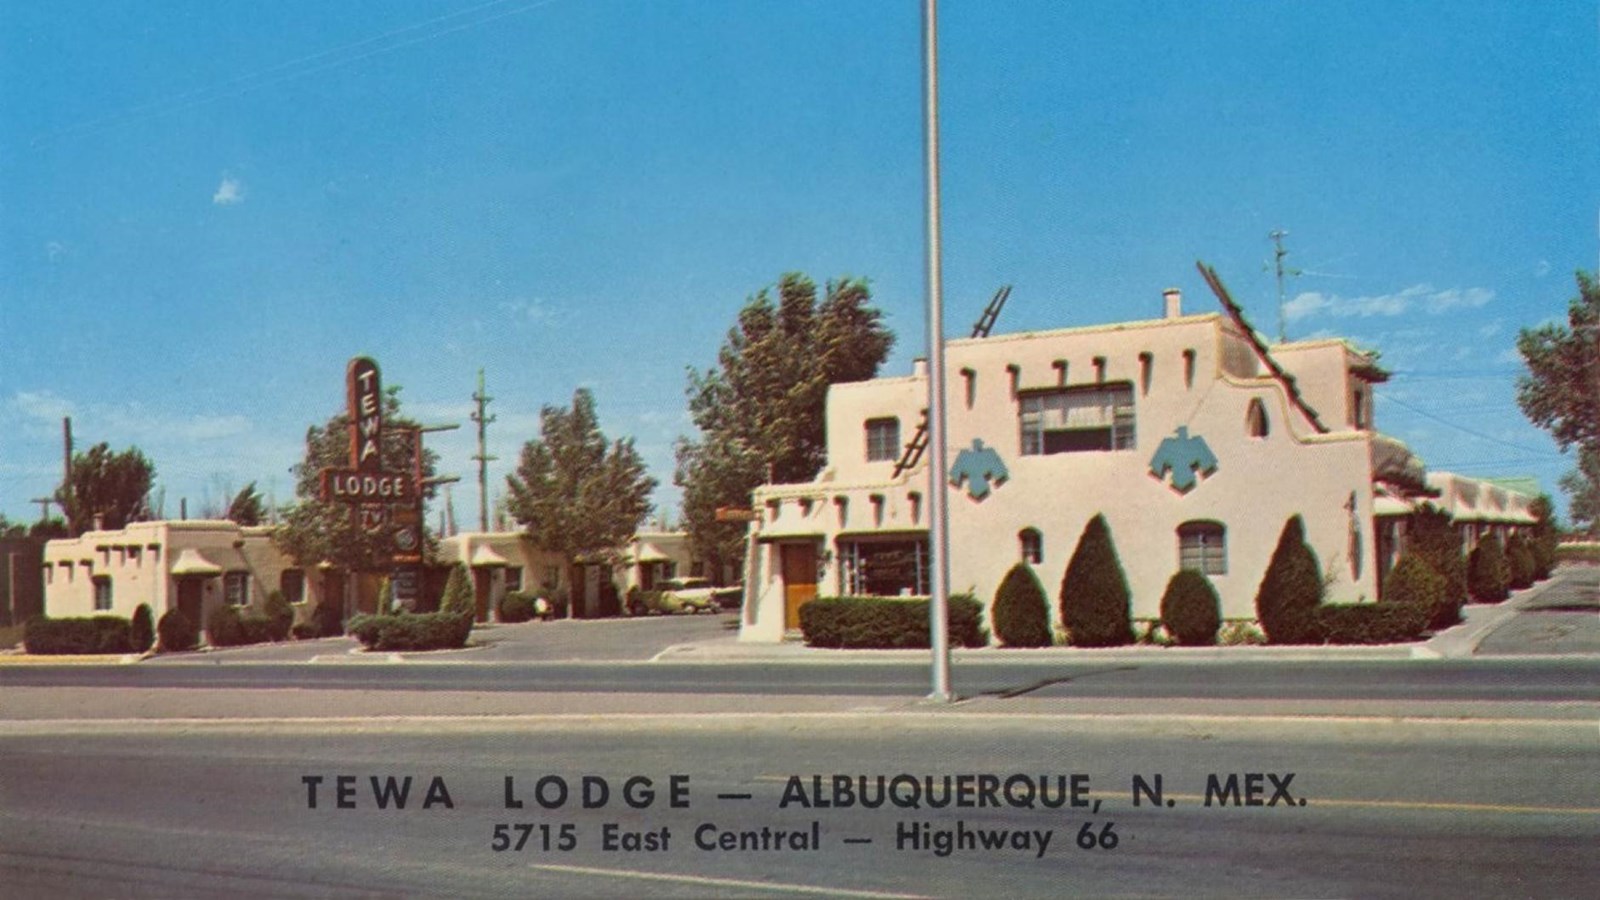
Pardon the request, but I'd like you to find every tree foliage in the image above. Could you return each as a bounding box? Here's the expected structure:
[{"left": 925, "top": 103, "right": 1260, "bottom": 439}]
[
  {"left": 56, "top": 443, "right": 155, "bottom": 535},
  {"left": 676, "top": 273, "right": 894, "bottom": 576},
  {"left": 1159, "top": 569, "right": 1222, "bottom": 646},
  {"left": 1402, "top": 504, "right": 1467, "bottom": 627},
  {"left": 1517, "top": 271, "right": 1600, "bottom": 534},
  {"left": 1467, "top": 533, "right": 1510, "bottom": 603},
  {"left": 226, "top": 482, "right": 268, "bottom": 526},
  {"left": 274, "top": 387, "right": 436, "bottom": 573},
  {"left": 505, "top": 388, "right": 656, "bottom": 577}
]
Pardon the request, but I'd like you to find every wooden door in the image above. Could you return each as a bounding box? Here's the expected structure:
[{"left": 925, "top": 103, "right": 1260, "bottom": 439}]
[
  {"left": 781, "top": 543, "right": 818, "bottom": 630},
  {"left": 176, "top": 579, "right": 203, "bottom": 626}
]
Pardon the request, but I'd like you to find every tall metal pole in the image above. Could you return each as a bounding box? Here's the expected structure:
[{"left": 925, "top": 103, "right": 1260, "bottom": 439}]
[
  {"left": 470, "top": 369, "right": 496, "bottom": 533},
  {"left": 1270, "top": 230, "right": 1289, "bottom": 344},
  {"left": 923, "top": 0, "right": 953, "bottom": 703}
]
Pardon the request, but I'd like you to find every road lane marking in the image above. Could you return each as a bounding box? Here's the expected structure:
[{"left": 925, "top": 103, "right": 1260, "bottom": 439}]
[{"left": 527, "top": 863, "right": 927, "bottom": 898}]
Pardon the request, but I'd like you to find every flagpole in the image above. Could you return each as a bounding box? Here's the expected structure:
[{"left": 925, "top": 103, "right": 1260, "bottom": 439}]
[{"left": 923, "top": 0, "right": 954, "bottom": 703}]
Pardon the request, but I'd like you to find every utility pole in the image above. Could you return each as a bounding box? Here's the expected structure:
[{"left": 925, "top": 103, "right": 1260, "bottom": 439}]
[
  {"left": 470, "top": 370, "right": 496, "bottom": 533},
  {"left": 1269, "top": 230, "right": 1290, "bottom": 344},
  {"left": 60, "top": 417, "right": 73, "bottom": 531},
  {"left": 28, "top": 497, "right": 54, "bottom": 522}
]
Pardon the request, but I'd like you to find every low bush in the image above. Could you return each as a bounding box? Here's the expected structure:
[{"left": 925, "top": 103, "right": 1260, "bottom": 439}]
[
  {"left": 1554, "top": 542, "right": 1600, "bottom": 566},
  {"left": 1059, "top": 515, "right": 1134, "bottom": 647},
  {"left": 1159, "top": 570, "right": 1222, "bottom": 646},
  {"left": 1313, "top": 601, "right": 1429, "bottom": 645},
  {"left": 264, "top": 590, "right": 294, "bottom": 642},
  {"left": 1217, "top": 621, "right": 1266, "bottom": 646},
  {"left": 157, "top": 608, "right": 198, "bottom": 652},
  {"left": 129, "top": 604, "right": 156, "bottom": 653},
  {"left": 291, "top": 620, "right": 322, "bottom": 640},
  {"left": 1384, "top": 553, "right": 1454, "bottom": 629},
  {"left": 1468, "top": 534, "right": 1510, "bottom": 603},
  {"left": 499, "top": 591, "right": 539, "bottom": 623},
  {"left": 347, "top": 611, "right": 474, "bottom": 652},
  {"left": 799, "top": 595, "right": 987, "bottom": 649},
  {"left": 205, "top": 605, "right": 277, "bottom": 647},
  {"left": 991, "top": 564, "right": 1052, "bottom": 648},
  {"left": 23, "top": 615, "right": 132, "bottom": 655}
]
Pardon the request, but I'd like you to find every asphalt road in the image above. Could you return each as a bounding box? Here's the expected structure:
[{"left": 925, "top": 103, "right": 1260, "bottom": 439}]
[
  {"left": 3, "top": 714, "right": 1595, "bottom": 899},
  {"left": 2, "top": 657, "right": 1597, "bottom": 706}
]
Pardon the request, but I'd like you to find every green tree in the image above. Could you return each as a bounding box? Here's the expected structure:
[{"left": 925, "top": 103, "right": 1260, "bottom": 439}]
[
  {"left": 0, "top": 515, "right": 28, "bottom": 539},
  {"left": 1255, "top": 516, "right": 1323, "bottom": 644},
  {"left": 1468, "top": 533, "right": 1510, "bottom": 603},
  {"left": 1059, "top": 515, "right": 1134, "bottom": 647},
  {"left": 1402, "top": 504, "right": 1467, "bottom": 627},
  {"left": 56, "top": 443, "right": 155, "bottom": 535},
  {"left": 274, "top": 387, "right": 437, "bottom": 575},
  {"left": 506, "top": 389, "right": 657, "bottom": 597},
  {"left": 1556, "top": 445, "right": 1600, "bottom": 537},
  {"left": 1159, "top": 569, "right": 1222, "bottom": 646},
  {"left": 226, "top": 482, "right": 268, "bottom": 526},
  {"left": 676, "top": 273, "right": 894, "bottom": 578},
  {"left": 1516, "top": 271, "right": 1600, "bottom": 534},
  {"left": 1527, "top": 494, "right": 1561, "bottom": 578}
]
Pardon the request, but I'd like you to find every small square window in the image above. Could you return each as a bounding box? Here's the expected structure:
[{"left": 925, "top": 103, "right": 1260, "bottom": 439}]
[
  {"left": 1178, "top": 522, "right": 1227, "bottom": 576},
  {"left": 865, "top": 417, "right": 901, "bottom": 463},
  {"left": 505, "top": 567, "right": 523, "bottom": 593}
]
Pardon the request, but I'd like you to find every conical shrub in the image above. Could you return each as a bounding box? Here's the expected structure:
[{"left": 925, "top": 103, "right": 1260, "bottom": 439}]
[
  {"left": 1059, "top": 515, "right": 1133, "bottom": 647},
  {"left": 992, "top": 563, "right": 1052, "bottom": 647},
  {"left": 1467, "top": 533, "right": 1510, "bottom": 603},
  {"left": 1383, "top": 553, "right": 1448, "bottom": 628},
  {"left": 1255, "top": 516, "right": 1322, "bottom": 644},
  {"left": 440, "top": 564, "right": 475, "bottom": 617},
  {"left": 1504, "top": 533, "right": 1535, "bottom": 590},
  {"left": 1159, "top": 569, "right": 1222, "bottom": 646}
]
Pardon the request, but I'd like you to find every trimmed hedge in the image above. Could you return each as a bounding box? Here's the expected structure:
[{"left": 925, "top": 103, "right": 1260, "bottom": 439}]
[
  {"left": 205, "top": 604, "right": 277, "bottom": 648},
  {"left": 1255, "top": 516, "right": 1323, "bottom": 644},
  {"left": 1468, "top": 533, "right": 1510, "bottom": 603},
  {"left": 499, "top": 591, "right": 539, "bottom": 623},
  {"left": 157, "top": 608, "right": 198, "bottom": 652},
  {"left": 799, "top": 595, "right": 987, "bottom": 649},
  {"left": 264, "top": 590, "right": 294, "bottom": 642},
  {"left": 1504, "top": 534, "right": 1535, "bottom": 591},
  {"left": 1059, "top": 515, "right": 1134, "bottom": 647},
  {"left": 1383, "top": 553, "right": 1450, "bottom": 629},
  {"left": 347, "top": 611, "right": 474, "bottom": 652},
  {"left": 991, "top": 564, "right": 1052, "bottom": 647},
  {"left": 130, "top": 604, "right": 156, "bottom": 653},
  {"left": 1405, "top": 506, "right": 1467, "bottom": 611},
  {"left": 23, "top": 615, "right": 132, "bottom": 655},
  {"left": 1159, "top": 570, "right": 1222, "bottom": 646},
  {"left": 1313, "top": 601, "right": 1429, "bottom": 645},
  {"left": 439, "top": 564, "right": 474, "bottom": 617}
]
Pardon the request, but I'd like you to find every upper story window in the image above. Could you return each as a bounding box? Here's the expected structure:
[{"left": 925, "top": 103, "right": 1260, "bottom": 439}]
[
  {"left": 1019, "top": 528, "right": 1043, "bottom": 565},
  {"left": 224, "top": 571, "right": 250, "bottom": 606},
  {"left": 1246, "top": 398, "right": 1269, "bottom": 438},
  {"left": 1178, "top": 521, "right": 1227, "bottom": 576},
  {"left": 1018, "top": 383, "right": 1136, "bottom": 455},
  {"left": 1351, "top": 387, "right": 1368, "bottom": 430},
  {"left": 865, "top": 417, "right": 901, "bottom": 463}
]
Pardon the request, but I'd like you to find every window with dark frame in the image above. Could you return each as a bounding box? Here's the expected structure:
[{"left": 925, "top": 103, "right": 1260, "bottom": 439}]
[
  {"left": 1019, "top": 528, "right": 1043, "bottom": 565},
  {"left": 279, "top": 569, "right": 305, "bottom": 605},
  {"left": 93, "top": 576, "right": 113, "bottom": 611},
  {"left": 1177, "top": 521, "right": 1227, "bottom": 575},
  {"left": 865, "top": 417, "right": 901, "bottom": 462},
  {"left": 1018, "top": 383, "right": 1136, "bottom": 455},
  {"left": 505, "top": 566, "right": 523, "bottom": 593},
  {"left": 224, "top": 571, "right": 250, "bottom": 606}
]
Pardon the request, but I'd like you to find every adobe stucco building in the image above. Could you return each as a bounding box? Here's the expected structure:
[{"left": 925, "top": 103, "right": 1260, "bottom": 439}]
[{"left": 739, "top": 288, "right": 1535, "bottom": 642}]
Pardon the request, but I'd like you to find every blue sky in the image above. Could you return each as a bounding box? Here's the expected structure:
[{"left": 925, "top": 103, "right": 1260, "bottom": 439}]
[{"left": 2, "top": 0, "right": 1597, "bottom": 526}]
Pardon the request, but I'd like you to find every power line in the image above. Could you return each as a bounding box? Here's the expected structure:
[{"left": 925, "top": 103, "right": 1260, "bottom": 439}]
[
  {"left": 29, "top": 0, "right": 563, "bottom": 148},
  {"left": 1374, "top": 389, "right": 1565, "bottom": 459}
]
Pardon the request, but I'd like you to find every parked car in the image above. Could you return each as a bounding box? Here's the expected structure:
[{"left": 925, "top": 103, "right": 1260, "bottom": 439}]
[{"left": 657, "top": 577, "right": 721, "bottom": 614}]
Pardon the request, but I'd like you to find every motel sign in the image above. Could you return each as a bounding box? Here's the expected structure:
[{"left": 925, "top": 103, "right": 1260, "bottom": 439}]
[{"left": 318, "top": 356, "right": 424, "bottom": 563}]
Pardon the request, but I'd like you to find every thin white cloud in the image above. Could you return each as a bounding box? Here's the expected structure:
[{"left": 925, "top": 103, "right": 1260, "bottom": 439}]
[
  {"left": 213, "top": 174, "right": 245, "bottom": 206},
  {"left": 1285, "top": 283, "right": 1494, "bottom": 322},
  {"left": 44, "top": 241, "right": 67, "bottom": 262}
]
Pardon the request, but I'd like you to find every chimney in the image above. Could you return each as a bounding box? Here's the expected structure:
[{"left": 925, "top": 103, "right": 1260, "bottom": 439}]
[
  {"left": 912, "top": 357, "right": 928, "bottom": 378},
  {"left": 1163, "top": 288, "right": 1182, "bottom": 319}
]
